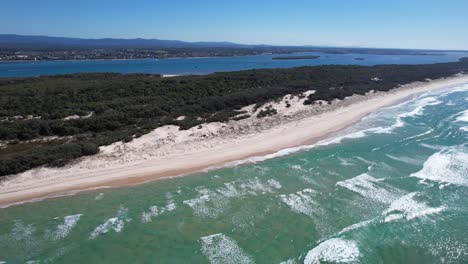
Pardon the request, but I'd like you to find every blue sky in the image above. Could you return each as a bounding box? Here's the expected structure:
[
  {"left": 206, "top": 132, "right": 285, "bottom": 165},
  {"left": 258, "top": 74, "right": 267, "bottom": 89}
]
[{"left": 2, "top": 0, "right": 468, "bottom": 50}]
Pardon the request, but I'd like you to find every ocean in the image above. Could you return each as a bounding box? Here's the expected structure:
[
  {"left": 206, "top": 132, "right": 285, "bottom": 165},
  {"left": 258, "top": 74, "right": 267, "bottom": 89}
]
[
  {"left": 1, "top": 51, "right": 468, "bottom": 78},
  {"left": 0, "top": 83, "right": 467, "bottom": 262}
]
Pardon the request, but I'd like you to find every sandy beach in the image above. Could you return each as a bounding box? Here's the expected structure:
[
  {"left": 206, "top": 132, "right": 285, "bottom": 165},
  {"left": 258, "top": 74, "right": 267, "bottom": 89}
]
[{"left": 1, "top": 74, "right": 468, "bottom": 207}]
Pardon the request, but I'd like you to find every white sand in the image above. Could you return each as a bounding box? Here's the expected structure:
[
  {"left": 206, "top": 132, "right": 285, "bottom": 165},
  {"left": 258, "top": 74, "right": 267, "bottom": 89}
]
[{"left": 1, "top": 74, "right": 468, "bottom": 207}]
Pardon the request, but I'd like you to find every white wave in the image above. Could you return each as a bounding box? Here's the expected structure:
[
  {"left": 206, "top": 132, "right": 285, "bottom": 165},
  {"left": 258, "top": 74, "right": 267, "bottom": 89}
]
[
  {"left": 199, "top": 233, "right": 253, "bottom": 264},
  {"left": 280, "top": 189, "right": 319, "bottom": 217},
  {"left": 47, "top": 214, "right": 82, "bottom": 240},
  {"left": 290, "top": 164, "right": 306, "bottom": 171},
  {"left": 419, "top": 143, "right": 443, "bottom": 150},
  {"left": 411, "top": 146, "right": 468, "bottom": 186},
  {"left": 316, "top": 127, "right": 381, "bottom": 146},
  {"left": 374, "top": 97, "right": 442, "bottom": 134},
  {"left": 183, "top": 187, "right": 229, "bottom": 218},
  {"left": 383, "top": 192, "right": 445, "bottom": 222},
  {"left": 10, "top": 220, "right": 35, "bottom": 241},
  {"left": 211, "top": 125, "right": 385, "bottom": 171},
  {"left": 141, "top": 200, "right": 177, "bottom": 223},
  {"left": 440, "top": 83, "right": 468, "bottom": 97},
  {"left": 385, "top": 154, "right": 422, "bottom": 166},
  {"left": 400, "top": 129, "right": 434, "bottom": 142},
  {"left": 267, "top": 179, "right": 282, "bottom": 189},
  {"left": 183, "top": 178, "right": 281, "bottom": 218},
  {"left": 336, "top": 219, "right": 373, "bottom": 236},
  {"left": 373, "top": 119, "right": 404, "bottom": 134},
  {"left": 90, "top": 206, "right": 129, "bottom": 239},
  {"left": 461, "top": 126, "right": 468, "bottom": 132},
  {"left": 337, "top": 157, "right": 354, "bottom": 166},
  {"left": 336, "top": 173, "right": 398, "bottom": 204},
  {"left": 354, "top": 156, "right": 373, "bottom": 165},
  {"left": 95, "top": 193, "right": 104, "bottom": 200},
  {"left": 456, "top": 109, "right": 468, "bottom": 122},
  {"left": 304, "top": 238, "right": 360, "bottom": 264},
  {"left": 216, "top": 178, "right": 282, "bottom": 197}
]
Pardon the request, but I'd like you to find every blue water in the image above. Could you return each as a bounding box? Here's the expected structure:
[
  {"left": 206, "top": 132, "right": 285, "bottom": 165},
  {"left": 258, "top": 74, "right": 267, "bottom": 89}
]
[{"left": 1, "top": 51, "right": 468, "bottom": 77}]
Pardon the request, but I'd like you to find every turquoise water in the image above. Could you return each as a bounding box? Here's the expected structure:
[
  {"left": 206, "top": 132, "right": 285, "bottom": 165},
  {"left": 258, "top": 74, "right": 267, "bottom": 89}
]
[
  {"left": 1, "top": 84, "right": 468, "bottom": 263},
  {"left": 1, "top": 51, "right": 468, "bottom": 77}
]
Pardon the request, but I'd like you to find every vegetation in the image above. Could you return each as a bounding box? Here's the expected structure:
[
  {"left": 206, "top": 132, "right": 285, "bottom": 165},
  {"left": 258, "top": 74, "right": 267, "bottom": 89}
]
[
  {"left": 272, "top": 55, "right": 320, "bottom": 60},
  {"left": 257, "top": 106, "right": 278, "bottom": 118},
  {"left": 1, "top": 58, "right": 468, "bottom": 176}
]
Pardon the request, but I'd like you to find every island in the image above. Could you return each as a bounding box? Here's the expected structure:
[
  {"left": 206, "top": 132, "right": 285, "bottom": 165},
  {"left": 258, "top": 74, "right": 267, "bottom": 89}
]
[{"left": 272, "top": 55, "right": 320, "bottom": 60}]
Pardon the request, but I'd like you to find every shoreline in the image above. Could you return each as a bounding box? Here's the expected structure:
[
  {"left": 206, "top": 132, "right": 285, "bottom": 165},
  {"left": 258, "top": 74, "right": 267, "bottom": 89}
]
[{"left": 1, "top": 74, "right": 468, "bottom": 208}]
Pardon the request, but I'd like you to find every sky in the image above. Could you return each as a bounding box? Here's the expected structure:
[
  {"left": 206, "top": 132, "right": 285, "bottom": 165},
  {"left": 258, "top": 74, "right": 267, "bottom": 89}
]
[{"left": 2, "top": 0, "right": 468, "bottom": 50}]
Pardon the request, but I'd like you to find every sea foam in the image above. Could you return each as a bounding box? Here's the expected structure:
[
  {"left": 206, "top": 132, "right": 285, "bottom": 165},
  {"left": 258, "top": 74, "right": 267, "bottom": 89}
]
[
  {"left": 46, "top": 214, "right": 82, "bottom": 240},
  {"left": 10, "top": 220, "right": 35, "bottom": 241},
  {"left": 411, "top": 146, "right": 468, "bottom": 187},
  {"left": 304, "top": 238, "right": 360, "bottom": 264},
  {"left": 383, "top": 192, "right": 445, "bottom": 222},
  {"left": 374, "top": 97, "right": 442, "bottom": 134},
  {"left": 183, "top": 178, "right": 281, "bottom": 218},
  {"left": 280, "top": 189, "right": 319, "bottom": 217},
  {"left": 199, "top": 233, "right": 253, "bottom": 264},
  {"left": 455, "top": 109, "right": 468, "bottom": 122},
  {"left": 90, "top": 206, "right": 129, "bottom": 239},
  {"left": 336, "top": 173, "right": 398, "bottom": 204},
  {"left": 141, "top": 198, "right": 177, "bottom": 223}
]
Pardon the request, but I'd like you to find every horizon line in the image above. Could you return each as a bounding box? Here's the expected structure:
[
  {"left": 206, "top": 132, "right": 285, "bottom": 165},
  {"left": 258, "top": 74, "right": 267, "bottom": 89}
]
[{"left": 2, "top": 33, "right": 468, "bottom": 52}]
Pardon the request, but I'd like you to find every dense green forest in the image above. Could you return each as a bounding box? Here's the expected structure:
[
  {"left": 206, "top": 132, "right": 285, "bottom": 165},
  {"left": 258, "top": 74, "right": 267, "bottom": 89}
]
[{"left": 1, "top": 58, "right": 467, "bottom": 176}]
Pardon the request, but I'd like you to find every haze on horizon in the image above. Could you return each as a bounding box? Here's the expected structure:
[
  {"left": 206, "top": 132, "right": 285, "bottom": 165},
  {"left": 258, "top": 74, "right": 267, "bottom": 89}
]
[{"left": 2, "top": 0, "right": 468, "bottom": 50}]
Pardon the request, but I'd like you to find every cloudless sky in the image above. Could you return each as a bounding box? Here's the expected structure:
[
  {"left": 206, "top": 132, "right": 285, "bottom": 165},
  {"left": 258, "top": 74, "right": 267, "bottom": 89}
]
[{"left": 2, "top": 0, "right": 468, "bottom": 50}]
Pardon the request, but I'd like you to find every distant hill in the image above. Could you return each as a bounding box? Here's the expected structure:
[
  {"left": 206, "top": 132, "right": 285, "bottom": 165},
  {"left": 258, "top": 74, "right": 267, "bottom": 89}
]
[
  {"left": 1, "top": 34, "right": 465, "bottom": 55},
  {"left": 0, "top": 34, "right": 253, "bottom": 49}
]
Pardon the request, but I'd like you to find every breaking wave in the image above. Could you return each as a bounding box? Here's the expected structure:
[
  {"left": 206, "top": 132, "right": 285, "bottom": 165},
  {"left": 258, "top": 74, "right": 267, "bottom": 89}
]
[
  {"left": 90, "top": 206, "right": 129, "bottom": 239},
  {"left": 304, "top": 238, "right": 360, "bottom": 264},
  {"left": 183, "top": 178, "right": 282, "bottom": 218},
  {"left": 46, "top": 214, "right": 82, "bottom": 240},
  {"left": 141, "top": 201, "right": 176, "bottom": 223},
  {"left": 199, "top": 233, "right": 253, "bottom": 264},
  {"left": 411, "top": 146, "right": 468, "bottom": 187},
  {"left": 336, "top": 173, "right": 399, "bottom": 204},
  {"left": 383, "top": 192, "right": 445, "bottom": 222},
  {"left": 456, "top": 109, "right": 468, "bottom": 122},
  {"left": 279, "top": 189, "right": 319, "bottom": 217},
  {"left": 373, "top": 96, "right": 442, "bottom": 134}
]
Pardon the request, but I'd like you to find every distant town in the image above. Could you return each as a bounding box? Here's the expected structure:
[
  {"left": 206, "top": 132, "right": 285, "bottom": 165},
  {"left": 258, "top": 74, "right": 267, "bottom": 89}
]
[
  {"left": 0, "top": 48, "right": 281, "bottom": 61},
  {"left": 0, "top": 47, "right": 448, "bottom": 62},
  {"left": 0, "top": 34, "right": 450, "bottom": 62}
]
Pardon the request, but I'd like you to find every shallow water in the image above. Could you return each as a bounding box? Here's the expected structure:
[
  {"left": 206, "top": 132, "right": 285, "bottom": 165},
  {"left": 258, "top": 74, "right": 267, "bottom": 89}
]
[
  {"left": 1, "top": 51, "right": 468, "bottom": 77},
  {"left": 0, "top": 84, "right": 467, "bottom": 263}
]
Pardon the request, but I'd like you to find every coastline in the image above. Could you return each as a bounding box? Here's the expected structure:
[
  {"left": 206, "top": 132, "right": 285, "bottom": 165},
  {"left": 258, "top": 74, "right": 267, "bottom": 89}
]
[{"left": 1, "top": 74, "right": 468, "bottom": 207}]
